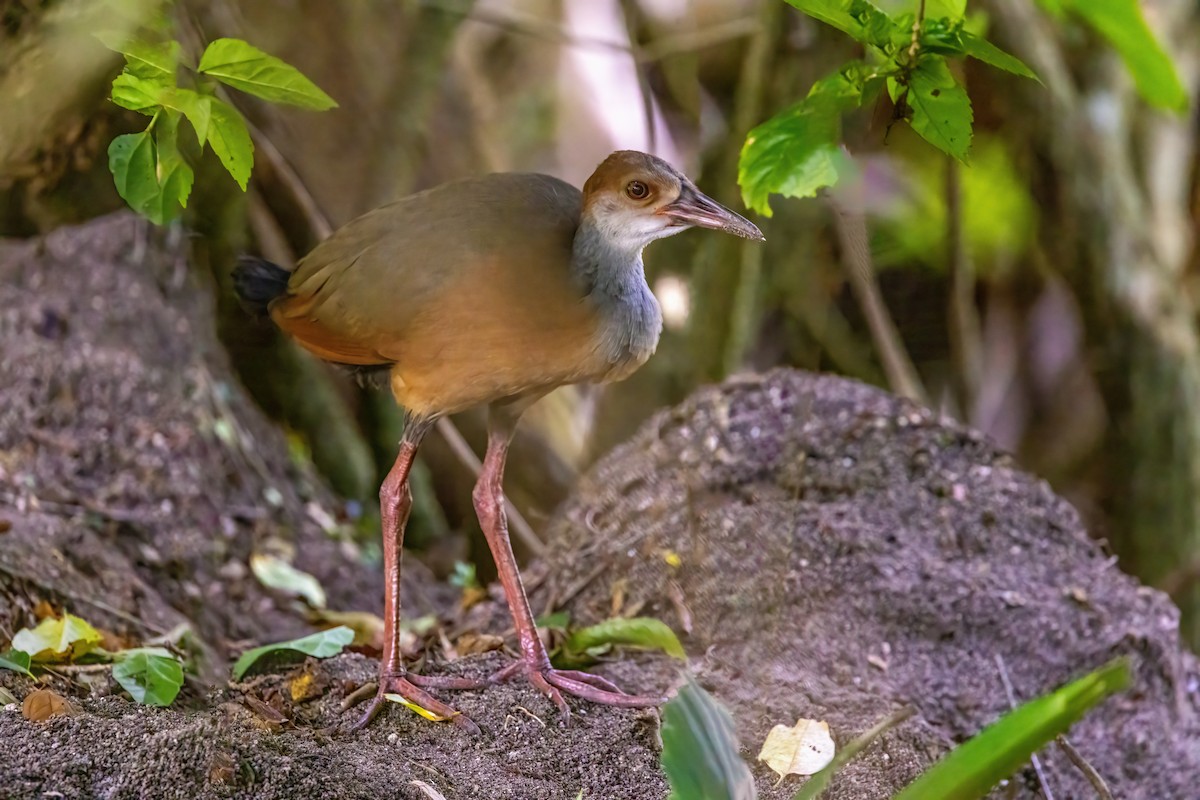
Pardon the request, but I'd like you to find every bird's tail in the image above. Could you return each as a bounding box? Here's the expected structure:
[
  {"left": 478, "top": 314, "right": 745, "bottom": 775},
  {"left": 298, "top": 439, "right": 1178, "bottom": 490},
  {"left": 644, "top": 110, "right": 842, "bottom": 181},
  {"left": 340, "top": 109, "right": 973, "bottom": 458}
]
[{"left": 232, "top": 256, "right": 290, "bottom": 318}]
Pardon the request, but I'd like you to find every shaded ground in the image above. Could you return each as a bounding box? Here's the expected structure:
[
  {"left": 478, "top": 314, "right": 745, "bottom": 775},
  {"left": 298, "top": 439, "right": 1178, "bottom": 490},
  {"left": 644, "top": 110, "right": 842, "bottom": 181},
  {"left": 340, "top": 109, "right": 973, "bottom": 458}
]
[{"left": 1, "top": 214, "right": 1198, "bottom": 799}]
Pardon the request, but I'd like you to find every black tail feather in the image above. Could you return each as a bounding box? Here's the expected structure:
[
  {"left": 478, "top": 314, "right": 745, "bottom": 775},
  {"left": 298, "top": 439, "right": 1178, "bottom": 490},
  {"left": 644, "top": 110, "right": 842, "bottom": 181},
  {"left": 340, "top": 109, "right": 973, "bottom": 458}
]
[{"left": 232, "top": 255, "right": 290, "bottom": 318}]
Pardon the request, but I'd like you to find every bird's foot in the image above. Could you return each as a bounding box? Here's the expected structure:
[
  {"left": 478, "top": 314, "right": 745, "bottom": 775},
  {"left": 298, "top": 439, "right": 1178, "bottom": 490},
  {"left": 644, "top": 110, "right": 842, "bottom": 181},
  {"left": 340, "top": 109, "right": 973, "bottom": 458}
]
[
  {"left": 343, "top": 672, "right": 481, "bottom": 734},
  {"left": 488, "top": 657, "right": 666, "bottom": 720}
]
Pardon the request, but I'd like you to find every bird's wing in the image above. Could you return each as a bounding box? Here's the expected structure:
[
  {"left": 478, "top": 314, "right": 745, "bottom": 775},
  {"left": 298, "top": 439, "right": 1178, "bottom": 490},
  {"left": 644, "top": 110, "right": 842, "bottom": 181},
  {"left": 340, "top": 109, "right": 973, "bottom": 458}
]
[{"left": 270, "top": 173, "right": 584, "bottom": 369}]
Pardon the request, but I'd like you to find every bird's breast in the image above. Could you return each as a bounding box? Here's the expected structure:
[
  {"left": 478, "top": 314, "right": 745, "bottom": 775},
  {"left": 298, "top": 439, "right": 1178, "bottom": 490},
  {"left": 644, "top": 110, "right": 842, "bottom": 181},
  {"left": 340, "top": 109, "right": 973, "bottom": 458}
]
[{"left": 591, "top": 283, "right": 663, "bottom": 383}]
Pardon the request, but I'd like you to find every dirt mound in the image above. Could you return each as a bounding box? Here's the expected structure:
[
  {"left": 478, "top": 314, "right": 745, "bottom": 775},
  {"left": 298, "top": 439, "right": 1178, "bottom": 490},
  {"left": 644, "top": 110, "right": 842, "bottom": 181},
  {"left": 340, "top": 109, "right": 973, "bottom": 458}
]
[
  {"left": 0, "top": 214, "right": 433, "bottom": 660},
  {"left": 1, "top": 215, "right": 1197, "bottom": 799},
  {"left": 541, "top": 371, "right": 1200, "bottom": 798}
]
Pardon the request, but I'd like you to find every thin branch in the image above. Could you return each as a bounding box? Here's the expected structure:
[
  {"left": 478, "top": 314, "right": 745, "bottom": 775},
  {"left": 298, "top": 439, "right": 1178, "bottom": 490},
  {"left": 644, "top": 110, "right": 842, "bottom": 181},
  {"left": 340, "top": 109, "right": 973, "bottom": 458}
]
[
  {"left": 908, "top": 0, "right": 927, "bottom": 61},
  {"left": 946, "top": 156, "right": 982, "bottom": 418},
  {"left": 995, "top": 654, "right": 1055, "bottom": 800},
  {"left": 722, "top": 0, "right": 779, "bottom": 374},
  {"left": 1055, "top": 736, "right": 1114, "bottom": 800},
  {"left": 828, "top": 189, "right": 929, "bottom": 405},
  {"left": 434, "top": 418, "right": 544, "bottom": 556}
]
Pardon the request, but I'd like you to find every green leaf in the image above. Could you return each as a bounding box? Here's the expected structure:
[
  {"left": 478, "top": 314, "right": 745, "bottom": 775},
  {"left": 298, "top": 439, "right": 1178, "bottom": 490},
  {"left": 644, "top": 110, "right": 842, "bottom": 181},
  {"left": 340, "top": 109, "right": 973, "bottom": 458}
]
[
  {"left": 250, "top": 553, "right": 326, "bottom": 608},
  {"left": 535, "top": 610, "right": 571, "bottom": 630},
  {"left": 895, "top": 659, "right": 1131, "bottom": 800},
  {"left": 906, "top": 57, "right": 973, "bottom": 162},
  {"left": 97, "top": 35, "right": 180, "bottom": 82},
  {"left": 1061, "top": 0, "right": 1187, "bottom": 112},
  {"left": 198, "top": 38, "right": 337, "bottom": 110},
  {"left": 206, "top": 98, "right": 254, "bottom": 190},
  {"left": 111, "top": 72, "right": 165, "bottom": 115},
  {"left": 564, "top": 617, "right": 686, "bottom": 661},
  {"left": 958, "top": 32, "right": 1039, "bottom": 80},
  {"left": 0, "top": 649, "right": 33, "bottom": 676},
  {"left": 150, "top": 113, "right": 194, "bottom": 224},
  {"left": 160, "top": 88, "right": 212, "bottom": 145},
  {"left": 112, "top": 648, "right": 184, "bottom": 707},
  {"left": 662, "top": 679, "right": 756, "bottom": 800},
  {"left": 784, "top": 0, "right": 901, "bottom": 48},
  {"left": 109, "top": 130, "right": 160, "bottom": 216},
  {"left": 232, "top": 626, "right": 353, "bottom": 680},
  {"left": 12, "top": 613, "right": 103, "bottom": 662},
  {"left": 739, "top": 68, "right": 865, "bottom": 215},
  {"left": 449, "top": 560, "right": 480, "bottom": 591},
  {"left": 926, "top": 0, "right": 966, "bottom": 18}
]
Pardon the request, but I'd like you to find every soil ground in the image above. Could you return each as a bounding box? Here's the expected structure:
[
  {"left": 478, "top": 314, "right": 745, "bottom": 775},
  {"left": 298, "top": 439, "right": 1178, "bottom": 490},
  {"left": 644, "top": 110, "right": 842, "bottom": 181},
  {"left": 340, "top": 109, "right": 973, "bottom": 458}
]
[{"left": 1, "top": 215, "right": 1198, "bottom": 799}]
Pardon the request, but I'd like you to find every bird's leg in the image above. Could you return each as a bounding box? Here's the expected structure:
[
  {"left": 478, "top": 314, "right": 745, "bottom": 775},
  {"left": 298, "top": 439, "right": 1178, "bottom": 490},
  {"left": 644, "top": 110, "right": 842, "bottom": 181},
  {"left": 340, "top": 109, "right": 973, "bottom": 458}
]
[
  {"left": 346, "top": 415, "right": 479, "bottom": 734},
  {"left": 475, "top": 406, "right": 666, "bottom": 719}
]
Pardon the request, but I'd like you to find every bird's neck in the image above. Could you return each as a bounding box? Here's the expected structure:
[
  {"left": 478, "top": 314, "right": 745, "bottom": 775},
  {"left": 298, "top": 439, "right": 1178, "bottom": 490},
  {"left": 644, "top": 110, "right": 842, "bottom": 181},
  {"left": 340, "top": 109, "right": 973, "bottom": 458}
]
[
  {"left": 570, "top": 212, "right": 649, "bottom": 298},
  {"left": 571, "top": 212, "right": 663, "bottom": 370}
]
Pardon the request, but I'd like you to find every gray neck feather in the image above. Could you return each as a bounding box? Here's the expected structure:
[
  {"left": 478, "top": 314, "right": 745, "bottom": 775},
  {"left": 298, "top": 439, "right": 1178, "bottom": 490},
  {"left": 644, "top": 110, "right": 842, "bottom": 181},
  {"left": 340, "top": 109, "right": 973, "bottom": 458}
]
[{"left": 571, "top": 216, "right": 663, "bottom": 367}]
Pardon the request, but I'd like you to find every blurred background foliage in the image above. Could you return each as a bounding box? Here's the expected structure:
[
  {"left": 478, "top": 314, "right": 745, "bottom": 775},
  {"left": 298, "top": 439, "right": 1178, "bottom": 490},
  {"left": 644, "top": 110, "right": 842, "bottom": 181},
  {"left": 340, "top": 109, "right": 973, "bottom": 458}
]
[{"left": 2, "top": 0, "right": 1198, "bottom": 646}]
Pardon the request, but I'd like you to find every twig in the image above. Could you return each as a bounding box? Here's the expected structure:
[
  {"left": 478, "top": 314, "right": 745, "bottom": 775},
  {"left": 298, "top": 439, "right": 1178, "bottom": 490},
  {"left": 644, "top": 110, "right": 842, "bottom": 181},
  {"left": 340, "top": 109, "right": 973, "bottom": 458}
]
[
  {"left": 1055, "top": 735, "right": 1114, "bottom": 800},
  {"left": 340, "top": 681, "right": 378, "bottom": 711},
  {"left": 946, "top": 156, "right": 982, "bottom": 418},
  {"left": 995, "top": 654, "right": 1055, "bottom": 800},
  {"left": 434, "top": 418, "right": 544, "bottom": 555},
  {"left": 908, "top": 0, "right": 927, "bottom": 61},
  {"left": 828, "top": 189, "right": 929, "bottom": 404}
]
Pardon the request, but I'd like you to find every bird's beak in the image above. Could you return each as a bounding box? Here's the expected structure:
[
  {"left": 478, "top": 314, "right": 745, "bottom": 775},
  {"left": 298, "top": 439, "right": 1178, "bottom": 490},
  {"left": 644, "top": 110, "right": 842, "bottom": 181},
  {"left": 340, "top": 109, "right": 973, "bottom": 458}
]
[{"left": 659, "top": 183, "right": 765, "bottom": 242}]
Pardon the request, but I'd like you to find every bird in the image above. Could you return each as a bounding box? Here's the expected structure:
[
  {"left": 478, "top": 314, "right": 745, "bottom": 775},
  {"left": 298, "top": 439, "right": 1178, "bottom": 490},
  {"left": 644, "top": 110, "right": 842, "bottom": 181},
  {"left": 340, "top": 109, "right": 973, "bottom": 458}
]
[{"left": 234, "top": 150, "right": 764, "bottom": 731}]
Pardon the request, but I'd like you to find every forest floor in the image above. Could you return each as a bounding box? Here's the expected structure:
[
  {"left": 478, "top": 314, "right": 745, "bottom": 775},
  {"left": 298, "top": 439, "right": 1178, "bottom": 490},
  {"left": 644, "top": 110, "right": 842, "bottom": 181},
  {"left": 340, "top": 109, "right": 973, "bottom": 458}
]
[{"left": 1, "top": 214, "right": 1198, "bottom": 799}]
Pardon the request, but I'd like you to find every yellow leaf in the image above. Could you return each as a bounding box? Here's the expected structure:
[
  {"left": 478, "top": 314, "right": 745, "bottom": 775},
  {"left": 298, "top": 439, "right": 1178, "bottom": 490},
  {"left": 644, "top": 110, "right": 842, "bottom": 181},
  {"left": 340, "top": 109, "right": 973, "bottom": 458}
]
[
  {"left": 757, "top": 718, "right": 836, "bottom": 778},
  {"left": 384, "top": 693, "right": 449, "bottom": 722},
  {"left": 11, "top": 613, "right": 102, "bottom": 662},
  {"left": 662, "top": 550, "right": 682, "bottom": 568}
]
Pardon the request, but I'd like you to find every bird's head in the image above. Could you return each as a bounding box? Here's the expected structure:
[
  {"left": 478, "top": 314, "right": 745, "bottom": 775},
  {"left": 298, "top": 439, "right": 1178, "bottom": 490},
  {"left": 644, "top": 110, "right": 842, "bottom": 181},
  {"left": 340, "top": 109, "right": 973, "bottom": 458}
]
[{"left": 580, "top": 151, "right": 764, "bottom": 252}]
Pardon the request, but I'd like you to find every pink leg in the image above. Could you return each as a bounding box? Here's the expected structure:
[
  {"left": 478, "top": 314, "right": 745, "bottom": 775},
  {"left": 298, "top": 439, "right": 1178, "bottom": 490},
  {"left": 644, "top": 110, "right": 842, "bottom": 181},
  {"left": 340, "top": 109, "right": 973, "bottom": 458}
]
[
  {"left": 473, "top": 404, "right": 666, "bottom": 719},
  {"left": 346, "top": 416, "right": 478, "bottom": 734}
]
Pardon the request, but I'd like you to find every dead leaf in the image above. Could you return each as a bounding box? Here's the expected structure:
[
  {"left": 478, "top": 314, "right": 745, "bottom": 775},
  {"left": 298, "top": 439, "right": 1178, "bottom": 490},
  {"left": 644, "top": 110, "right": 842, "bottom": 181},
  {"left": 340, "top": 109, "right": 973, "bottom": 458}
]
[
  {"left": 610, "top": 578, "right": 628, "bottom": 617},
  {"left": 33, "top": 600, "right": 56, "bottom": 620},
  {"left": 22, "top": 689, "right": 76, "bottom": 721},
  {"left": 459, "top": 586, "right": 487, "bottom": 610},
  {"left": 241, "top": 695, "right": 288, "bottom": 729},
  {"left": 307, "top": 608, "right": 385, "bottom": 650},
  {"left": 0, "top": 686, "right": 19, "bottom": 705},
  {"left": 250, "top": 553, "right": 326, "bottom": 608},
  {"left": 286, "top": 664, "right": 329, "bottom": 703},
  {"left": 455, "top": 633, "right": 504, "bottom": 657},
  {"left": 208, "top": 750, "right": 238, "bottom": 785},
  {"left": 757, "top": 718, "right": 836, "bottom": 778}
]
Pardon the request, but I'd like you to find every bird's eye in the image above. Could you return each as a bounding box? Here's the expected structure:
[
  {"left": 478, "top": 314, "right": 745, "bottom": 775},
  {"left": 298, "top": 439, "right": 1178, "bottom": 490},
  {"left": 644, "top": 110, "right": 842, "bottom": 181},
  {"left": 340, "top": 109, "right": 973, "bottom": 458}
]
[{"left": 625, "top": 180, "right": 649, "bottom": 200}]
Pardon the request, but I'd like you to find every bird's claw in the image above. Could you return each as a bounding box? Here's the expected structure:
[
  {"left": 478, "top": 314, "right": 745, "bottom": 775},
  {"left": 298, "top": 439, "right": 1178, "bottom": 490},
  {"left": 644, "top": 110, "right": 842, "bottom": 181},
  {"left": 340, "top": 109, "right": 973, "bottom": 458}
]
[
  {"left": 343, "top": 673, "right": 481, "bottom": 735},
  {"left": 489, "top": 659, "right": 666, "bottom": 721}
]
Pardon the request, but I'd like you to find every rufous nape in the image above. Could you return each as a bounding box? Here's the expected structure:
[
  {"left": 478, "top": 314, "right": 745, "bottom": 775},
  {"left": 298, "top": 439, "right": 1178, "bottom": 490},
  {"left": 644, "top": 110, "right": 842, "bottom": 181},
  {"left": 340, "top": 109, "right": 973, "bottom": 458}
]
[{"left": 234, "top": 150, "right": 764, "bottom": 731}]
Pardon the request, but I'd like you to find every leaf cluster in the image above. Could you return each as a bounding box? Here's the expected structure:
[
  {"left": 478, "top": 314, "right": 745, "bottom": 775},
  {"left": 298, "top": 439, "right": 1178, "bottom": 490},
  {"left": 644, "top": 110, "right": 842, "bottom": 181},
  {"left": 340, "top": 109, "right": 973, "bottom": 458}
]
[
  {"left": 2, "top": 613, "right": 186, "bottom": 708},
  {"left": 741, "top": 0, "right": 1189, "bottom": 216},
  {"left": 740, "top": 0, "right": 1040, "bottom": 216},
  {"left": 101, "top": 31, "right": 336, "bottom": 224}
]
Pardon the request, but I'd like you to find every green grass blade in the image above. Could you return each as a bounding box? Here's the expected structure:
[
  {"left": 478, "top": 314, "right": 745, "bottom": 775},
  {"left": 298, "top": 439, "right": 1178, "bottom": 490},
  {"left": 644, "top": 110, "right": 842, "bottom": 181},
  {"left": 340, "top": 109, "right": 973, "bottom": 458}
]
[{"left": 895, "top": 659, "right": 1130, "bottom": 800}]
